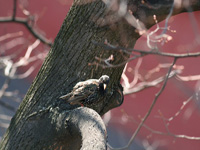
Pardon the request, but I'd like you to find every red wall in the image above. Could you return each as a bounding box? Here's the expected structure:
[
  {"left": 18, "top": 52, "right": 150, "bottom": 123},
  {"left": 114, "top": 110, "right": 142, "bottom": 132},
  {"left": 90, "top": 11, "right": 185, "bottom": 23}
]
[
  {"left": 1, "top": 1, "right": 200, "bottom": 149},
  {"left": 112, "top": 12, "right": 200, "bottom": 150}
]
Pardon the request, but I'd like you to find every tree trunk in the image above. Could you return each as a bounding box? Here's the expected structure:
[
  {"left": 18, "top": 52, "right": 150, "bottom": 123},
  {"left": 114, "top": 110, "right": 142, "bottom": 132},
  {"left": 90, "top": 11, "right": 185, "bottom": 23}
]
[{"left": 0, "top": 0, "right": 199, "bottom": 149}]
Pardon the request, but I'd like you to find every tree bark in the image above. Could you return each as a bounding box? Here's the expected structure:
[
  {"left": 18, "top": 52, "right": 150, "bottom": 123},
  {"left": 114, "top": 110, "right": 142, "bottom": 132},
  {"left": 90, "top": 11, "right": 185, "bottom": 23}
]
[{"left": 0, "top": 0, "right": 199, "bottom": 149}]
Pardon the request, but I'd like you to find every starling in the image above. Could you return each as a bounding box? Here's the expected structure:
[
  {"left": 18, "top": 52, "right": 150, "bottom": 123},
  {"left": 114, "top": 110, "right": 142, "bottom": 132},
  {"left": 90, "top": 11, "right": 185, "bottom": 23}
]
[{"left": 60, "top": 75, "right": 110, "bottom": 105}]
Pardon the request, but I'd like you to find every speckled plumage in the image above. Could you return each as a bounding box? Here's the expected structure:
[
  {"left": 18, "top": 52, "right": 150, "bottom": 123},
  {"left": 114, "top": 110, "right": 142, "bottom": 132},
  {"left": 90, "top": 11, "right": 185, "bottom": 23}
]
[{"left": 60, "top": 75, "right": 109, "bottom": 105}]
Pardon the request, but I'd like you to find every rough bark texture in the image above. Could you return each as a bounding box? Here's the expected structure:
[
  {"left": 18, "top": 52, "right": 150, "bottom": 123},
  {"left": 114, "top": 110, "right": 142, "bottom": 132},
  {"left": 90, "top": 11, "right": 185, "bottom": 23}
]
[{"left": 0, "top": 0, "right": 200, "bottom": 150}]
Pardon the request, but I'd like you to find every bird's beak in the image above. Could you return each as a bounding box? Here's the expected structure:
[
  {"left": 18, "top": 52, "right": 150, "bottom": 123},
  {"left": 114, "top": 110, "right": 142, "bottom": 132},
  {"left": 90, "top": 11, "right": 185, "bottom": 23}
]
[{"left": 103, "top": 84, "right": 107, "bottom": 90}]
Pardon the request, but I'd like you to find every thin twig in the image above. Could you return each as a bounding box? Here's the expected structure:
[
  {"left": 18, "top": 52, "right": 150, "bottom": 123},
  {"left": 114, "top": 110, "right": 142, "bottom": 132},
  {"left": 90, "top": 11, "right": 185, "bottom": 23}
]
[
  {"left": 113, "top": 58, "right": 177, "bottom": 150},
  {"left": 0, "top": 78, "right": 11, "bottom": 99},
  {"left": 155, "top": 95, "right": 193, "bottom": 122},
  {"left": 124, "top": 69, "right": 180, "bottom": 95},
  {"left": 127, "top": 58, "right": 177, "bottom": 147},
  {"left": 92, "top": 54, "right": 144, "bottom": 68},
  {"left": 12, "top": 0, "right": 17, "bottom": 20},
  {"left": 118, "top": 109, "right": 200, "bottom": 143},
  {"left": 0, "top": 31, "right": 23, "bottom": 42},
  {"left": 92, "top": 41, "right": 200, "bottom": 59},
  {"left": 0, "top": 17, "right": 52, "bottom": 46},
  {"left": 161, "top": 0, "right": 174, "bottom": 35}
]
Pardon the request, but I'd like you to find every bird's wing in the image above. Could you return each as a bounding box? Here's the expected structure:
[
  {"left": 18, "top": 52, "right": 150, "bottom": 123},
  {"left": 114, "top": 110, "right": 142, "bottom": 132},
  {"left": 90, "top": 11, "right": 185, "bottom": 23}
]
[
  {"left": 59, "top": 81, "right": 88, "bottom": 100},
  {"left": 67, "top": 90, "right": 93, "bottom": 104},
  {"left": 73, "top": 79, "right": 97, "bottom": 89},
  {"left": 67, "top": 83, "right": 98, "bottom": 104}
]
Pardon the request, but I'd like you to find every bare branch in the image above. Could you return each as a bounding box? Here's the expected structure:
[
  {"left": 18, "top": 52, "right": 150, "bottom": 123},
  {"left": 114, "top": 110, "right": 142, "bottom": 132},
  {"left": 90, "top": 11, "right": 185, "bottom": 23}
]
[
  {"left": 176, "top": 74, "right": 200, "bottom": 81},
  {"left": 121, "top": 58, "right": 143, "bottom": 89},
  {"left": 113, "top": 108, "right": 200, "bottom": 146},
  {"left": 0, "top": 31, "right": 23, "bottom": 42},
  {"left": 112, "top": 58, "right": 177, "bottom": 150},
  {"left": 90, "top": 53, "right": 143, "bottom": 69},
  {"left": 124, "top": 69, "right": 181, "bottom": 95},
  {"left": 127, "top": 58, "right": 177, "bottom": 148},
  {"left": 0, "top": 78, "right": 11, "bottom": 99},
  {"left": 93, "top": 41, "right": 200, "bottom": 59},
  {"left": 0, "top": 17, "right": 52, "bottom": 46},
  {"left": 0, "top": 0, "right": 52, "bottom": 46},
  {"left": 155, "top": 95, "right": 193, "bottom": 122},
  {"left": 12, "top": 0, "right": 17, "bottom": 20},
  {"left": 66, "top": 107, "right": 107, "bottom": 150},
  {"left": 0, "top": 37, "right": 25, "bottom": 53}
]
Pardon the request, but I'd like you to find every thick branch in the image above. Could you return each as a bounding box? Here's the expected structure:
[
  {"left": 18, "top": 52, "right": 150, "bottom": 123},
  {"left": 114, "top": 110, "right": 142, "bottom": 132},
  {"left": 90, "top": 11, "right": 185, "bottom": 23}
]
[{"left": 66, "top": 107, "right": 107, "bottom": 150}]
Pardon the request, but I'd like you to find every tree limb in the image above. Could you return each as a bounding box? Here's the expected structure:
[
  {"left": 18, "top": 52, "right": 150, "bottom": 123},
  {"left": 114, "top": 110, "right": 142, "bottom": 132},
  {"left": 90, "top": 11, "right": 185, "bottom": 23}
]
[{"left": 66, "top": 107, "right": 107, "bottom": 150}]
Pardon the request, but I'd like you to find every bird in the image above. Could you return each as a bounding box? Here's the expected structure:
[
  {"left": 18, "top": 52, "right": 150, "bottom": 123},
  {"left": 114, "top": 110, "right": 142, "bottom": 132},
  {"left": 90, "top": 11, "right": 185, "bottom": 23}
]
[{"left": 60, "top": 75, "right": 110, "bottom": 105}]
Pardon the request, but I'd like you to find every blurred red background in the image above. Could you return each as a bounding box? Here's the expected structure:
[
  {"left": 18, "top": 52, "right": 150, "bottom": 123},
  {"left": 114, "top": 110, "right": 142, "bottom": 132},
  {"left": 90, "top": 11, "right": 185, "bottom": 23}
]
[{"left": 0, "top": 1, "right": 200, "bottom": 149}]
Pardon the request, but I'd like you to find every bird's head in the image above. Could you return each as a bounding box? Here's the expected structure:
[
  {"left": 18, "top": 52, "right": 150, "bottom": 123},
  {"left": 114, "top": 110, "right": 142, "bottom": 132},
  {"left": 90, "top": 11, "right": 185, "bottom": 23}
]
[{"left": 99, "top": 75, "right": 110, "bottom": 91}]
